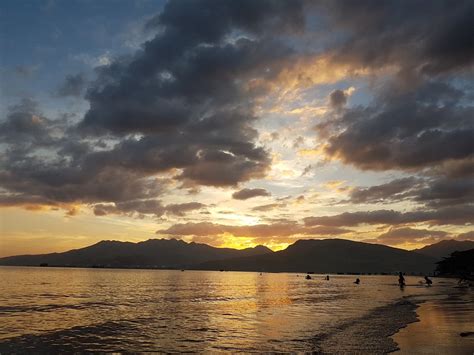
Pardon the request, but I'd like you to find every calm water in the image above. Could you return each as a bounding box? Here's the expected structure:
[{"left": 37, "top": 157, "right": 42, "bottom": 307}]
[{"left": 0, "top": 266, "right": 470, "bottom": 352}]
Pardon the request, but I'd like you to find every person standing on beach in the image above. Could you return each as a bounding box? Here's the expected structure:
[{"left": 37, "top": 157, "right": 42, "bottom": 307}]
[{"left": 398, "top": 272, "right": 406, "bottom": 287}]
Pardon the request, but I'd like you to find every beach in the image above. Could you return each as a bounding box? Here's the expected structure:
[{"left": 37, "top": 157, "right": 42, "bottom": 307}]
[{"left": 393, "top": 285, "right": 474, "bottom": 354}]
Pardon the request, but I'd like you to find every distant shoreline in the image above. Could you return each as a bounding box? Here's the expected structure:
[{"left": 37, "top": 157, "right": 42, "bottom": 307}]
[{"left": 0, "top": 265, "right": 433, "bottom": 276}]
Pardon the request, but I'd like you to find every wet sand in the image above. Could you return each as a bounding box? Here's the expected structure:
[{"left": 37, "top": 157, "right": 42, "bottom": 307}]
[
  {"left": 312, "top": 283, "right": 473, "bottom": 354},
  {"left": 393, "top": 288, "right": 474, "bottom": 354},
  {"left": 312, "top": 299, "right": 419, "bottom": 353}
]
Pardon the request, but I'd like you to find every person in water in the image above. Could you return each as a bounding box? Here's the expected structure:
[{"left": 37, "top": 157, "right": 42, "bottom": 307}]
[
  {"left": 398, "top": 272, "right": 406, "bottom": 287},
  {"left": 354, "top": 278, "right": 360, "bottom": 284},
  {"left": 325, "top": 275, "right": 330, "bottom": 281},
  {"left": 424, "top": 276, "right": 433, "bottom": 286},
  {"left": 306, "top": 274, "right": 312, "bottom": 280}
]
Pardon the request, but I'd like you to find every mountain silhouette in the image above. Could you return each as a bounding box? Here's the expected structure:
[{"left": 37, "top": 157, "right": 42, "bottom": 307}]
[
  {"left": 413, "top": 239, "right": 474, "bottom": 260},
  {"left": 0, "top": 239, "right": 272, "bottom": 268},
  {"left": 196, "top": 239, "right": 438, "bottom": 274},
  {"left": 2, "top": 238, "right": 467, "bottom": 273}
]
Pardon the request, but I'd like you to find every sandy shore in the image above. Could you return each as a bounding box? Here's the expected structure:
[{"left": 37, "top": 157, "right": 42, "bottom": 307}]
[
  {"left": 311, "top": 299, "right": 419, "bottom": 353},
  {"left": 393, "top": 287, "right": 474, "bottom": 354},
  {"left": 311, "top": 282, "right": 473, "bottom": 354}
]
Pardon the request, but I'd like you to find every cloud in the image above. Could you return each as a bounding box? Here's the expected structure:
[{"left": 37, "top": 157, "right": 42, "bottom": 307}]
[
  {"left": 304, "top": 206, "right": 474, "bottom": 227},
  {"left": 312, "top": 1, "right": 474, "bottom": 184},
  {"left": 304, "top": 226, "right": 352, "bottom": 235},
  {"left": 457, "top": 231, "right": 474, "bottom": 241},
  {"left": 348, "top": 177, "right": 422, "bottom": 204},
  {"left": 346, "top": 176, "right": 474, "bottom": 210},
  {"left": 73, "top": 0, "right": 310, "bottom": 188},
  {"left": 0, "top": 99, "right": 56, "bottom": 146},
  {"left": 232, "top": 188, "right": 271, "bottom": 200},
  {"left": 322, "top": 0, "right": 474, "bottom": 77},
  {"left": 0, "top": 1, "right": 308, "bottom": 212},
  {"left": 251, "top": 203, "right": 285, "bottom": 212},
  {"left": 301, "top": 165, "right": 314, "bottom": 176},
  {"left": 414, "top": 177, "right": 474, "bottom": 208},
  {"left": 374, "top": 227, "right": 449, "bottom": 246},
  {"left": 329, "top": 89, "right": 348, "bottom": 109},
  {"left": 320, "top": 81, "right": 474, "bottom": 172},
  {"left": 56, "top": 73, "right": 86, "bottom": 97},
  {"left": 93, "top": 200, "right": 205, "bottom": 218},
  {"left": 156, "top": 220, "right": 353, "bottom": 239},
  {"left": 165, "top": 202, "right": 206, "bottom": 216}
]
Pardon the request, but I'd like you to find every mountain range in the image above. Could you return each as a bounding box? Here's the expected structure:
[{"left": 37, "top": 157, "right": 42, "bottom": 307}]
[
  {"left": 0, "top": 238, "right": 472, "bottom": 274},
  {"left": 413, "top": 239, "right": 474, "bottom": 259},
  {"left": 0, "top": 239, "right": 271, "bottom": 268}
]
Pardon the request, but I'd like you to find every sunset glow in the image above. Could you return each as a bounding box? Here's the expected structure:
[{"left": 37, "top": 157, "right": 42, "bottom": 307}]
[{"left": 1, "top": 0, "right": 473, "bottom": 258}]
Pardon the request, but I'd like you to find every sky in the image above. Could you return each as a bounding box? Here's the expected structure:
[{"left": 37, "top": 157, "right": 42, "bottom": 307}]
[{"left": 0, "top": 0, "right": 473, "bottom": 257}]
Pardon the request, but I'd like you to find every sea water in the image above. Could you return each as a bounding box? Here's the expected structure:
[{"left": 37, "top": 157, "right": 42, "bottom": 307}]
[{"left": 0, "top": 266, "right": 470, "bottom": 352}]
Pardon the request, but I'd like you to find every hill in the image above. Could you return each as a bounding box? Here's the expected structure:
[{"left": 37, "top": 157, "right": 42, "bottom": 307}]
[
  {"left": 0, "top": 238, "right": 441, "bottom": 273},
  {"left": 197, "top": 239, "right": 437, "bottom": 274},
  {"left": 436, "top": 249, "right": 474, "bottom": 279},
  {"left": 413, "top": 239, "right": 474, "bottom": 260},
  {"left": 0, "top": 239, "right": 272, "bottom": 268}
]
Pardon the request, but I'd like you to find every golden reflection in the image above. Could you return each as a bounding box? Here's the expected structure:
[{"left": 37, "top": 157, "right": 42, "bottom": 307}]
[{"left": 393, "top": 297, "right": 474, "bottom": 354}]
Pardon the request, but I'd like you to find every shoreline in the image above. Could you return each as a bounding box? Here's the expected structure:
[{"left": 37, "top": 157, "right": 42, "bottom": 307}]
[
  {"left": 311, "top": 281, "right": 473, "bottom": 354},
  {"left": 392, "top": 288, "right": 474, "bottom": 354},
  {"left": 311, "top": 298, "right": 420, "bottom": 353}
]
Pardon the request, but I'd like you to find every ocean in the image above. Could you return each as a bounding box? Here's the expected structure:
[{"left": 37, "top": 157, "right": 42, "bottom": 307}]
[{"left": 0, "top": 266, "right": 471, "bottom": 352}]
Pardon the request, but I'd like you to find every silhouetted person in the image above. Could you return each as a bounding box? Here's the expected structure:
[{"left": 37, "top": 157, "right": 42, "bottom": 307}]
[
  {"left": 306, "top": 274, "right": 312, "bottom": 280},
  {"left": 398, "top": 272, "right": 406, "bottom": 287},
  {"left": 326, "top": 275, "right": 330, "bottom": 281},
  {"left": 354, "top": 278, "right": 360, "bottom": 284},
  {"left": 424, "top": 276, "right": 432, "bottom": 286}
]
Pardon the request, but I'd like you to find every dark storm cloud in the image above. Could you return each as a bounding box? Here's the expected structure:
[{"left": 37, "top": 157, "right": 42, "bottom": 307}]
[
  {"left": 0, "top": 98, "right": 167, "bottom": 210},
  {"left": 0, "top": 165, "right": 164, "bottom": 207},
  {"left": 348, "top": 177, "right": 422, "bottom": 204},
  {"left": 0, "top": 99, "right": 59, "bottom": 147},
  {"left": 0, "top": 0, "right": 307, "bottom": 213},
  {"left": 347, "top": 176, "right": 474, "bottom": 209},
  {"left": 74, "top": 0, "right": 307, "bottom": 187},
  {"left": 432, "top": 158, "right": 474, "bottom": 179},
  {"left": 329, "top": 89, "right": 348, "bottom": 109},
  {"left": 304, "top": 205, "right": 474, "bottom": 227},
  {"left": 92, "top": 200, "right": 205, "bottom": 217},
  {"left": 321, "top": 81, "right": 474, "bottom": 172},
  {"left": 315, "top": 1, "right": 474, "bottom": 199},
  {"left": 232, "top": 188, "right": 271, "bottom": 200},
  {"left": 414, "top": 177, "right": 474, "bottom": 208},
  {"left": 56, "top": 73, "right": 86, "bottom": 97},
  {"left": 322, "top": 0, "right": 474, "bottom": 77},
  {"left": 147, "top": 0, "right": 305, "bottom": 37}
]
